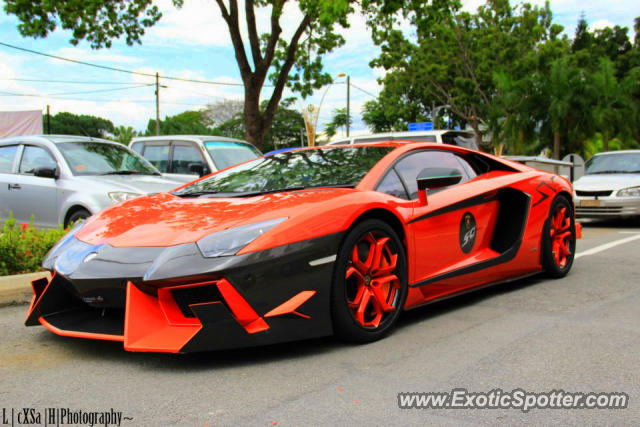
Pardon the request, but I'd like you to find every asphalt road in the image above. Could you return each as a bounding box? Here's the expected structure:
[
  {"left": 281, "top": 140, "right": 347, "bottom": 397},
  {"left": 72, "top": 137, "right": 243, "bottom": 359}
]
[{"left": 1, "top": 219, "right": 639, "bottom": 426}]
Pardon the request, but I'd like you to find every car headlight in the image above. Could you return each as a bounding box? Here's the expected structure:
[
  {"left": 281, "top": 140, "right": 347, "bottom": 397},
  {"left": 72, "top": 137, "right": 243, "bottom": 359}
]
[
  {"left": 617, "top": 186, "right": 640, "bottom": 197},
  {"left": 197, "top": 218, "right": 287, "bottom": 258},
  {"left": 108, "top": 192, "right": 142, "bottom": 203}
]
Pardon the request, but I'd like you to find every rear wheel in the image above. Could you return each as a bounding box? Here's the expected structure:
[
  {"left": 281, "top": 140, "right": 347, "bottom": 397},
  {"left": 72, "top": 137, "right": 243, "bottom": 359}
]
[
  {"left": 542, "top": 196, "right": 576, "bottom": 278},
  {"left": 331, "top": 219, "right": 408, "bottom": 342}
]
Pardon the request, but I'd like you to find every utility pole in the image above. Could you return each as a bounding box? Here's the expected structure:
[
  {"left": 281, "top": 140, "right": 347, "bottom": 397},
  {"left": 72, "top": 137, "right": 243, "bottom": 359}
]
[
  {"left": 46, "top": 105, "right": 50, "bottom": 134},
  {"left": 346, "top": 75, "right": 350, "bottom": 137},
  {"left": 155, "top": 72, "right": 160, "bottom": 136}
]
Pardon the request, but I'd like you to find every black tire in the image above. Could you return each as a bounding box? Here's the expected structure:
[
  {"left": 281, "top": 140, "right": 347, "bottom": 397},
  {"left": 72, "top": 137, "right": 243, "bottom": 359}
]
[
  {"left": 65, "top": 208, "right": 91, "bottom": 228},
  {"left": 331, "top": 219, "right": 408, "bottom": 343},
  {"left": 541, "top": 195, "right": 576, "bottom": 278}
]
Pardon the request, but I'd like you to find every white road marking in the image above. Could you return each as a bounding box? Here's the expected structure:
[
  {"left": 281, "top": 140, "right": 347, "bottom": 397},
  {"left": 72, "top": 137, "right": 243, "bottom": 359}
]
[
  {"left": 618, "top": 231, "right": 640, "bottom": 234},
  {"left": 575, "top": 234, "right": 640, "bottom": 259},
  {"left": 309, "top": 254, "right": 337, "bottom": 266}
]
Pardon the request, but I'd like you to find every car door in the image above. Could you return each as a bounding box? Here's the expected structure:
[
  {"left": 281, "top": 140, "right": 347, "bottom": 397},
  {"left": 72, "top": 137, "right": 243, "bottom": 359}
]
[
  {"left": 6, "top": 145, "right": 59, "bottom": 227},
  {"left": 393, "top": 150, "right": 502, "bottom": 288},
  {"left": 138, "top": 141, "right": 171, "bottom": 174},
  {"left": 171, "top": 141, "right": 210, "bottom": 179},
  {"left": 0, "top": 144, "right": 20, "bottom": 222}
]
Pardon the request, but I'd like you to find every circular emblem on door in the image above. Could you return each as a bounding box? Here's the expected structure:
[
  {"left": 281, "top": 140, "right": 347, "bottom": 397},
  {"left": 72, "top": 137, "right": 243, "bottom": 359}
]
[{"left": 459, "top": 212, "right": 476, "bottom": 254}]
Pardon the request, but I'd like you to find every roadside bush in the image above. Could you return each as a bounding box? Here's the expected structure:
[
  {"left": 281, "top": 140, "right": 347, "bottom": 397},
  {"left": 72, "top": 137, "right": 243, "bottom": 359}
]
[{"left": 0, "top": 213, "right": 67, "bottom": 275}]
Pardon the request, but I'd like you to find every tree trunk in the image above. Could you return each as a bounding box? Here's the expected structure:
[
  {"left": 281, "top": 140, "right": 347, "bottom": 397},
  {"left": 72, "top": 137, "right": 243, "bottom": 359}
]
[
  {"left": 602, "top": 132, "right": 609, "bottom": 152},
  {"left": 469, "top": 120, "right": 483, "bottom": 150},
  {"left": 243, "top": 83, "right": 267, "bottom": 150},
  {"left": 553, "top": 131, "right": 560, "bottom": 160}
]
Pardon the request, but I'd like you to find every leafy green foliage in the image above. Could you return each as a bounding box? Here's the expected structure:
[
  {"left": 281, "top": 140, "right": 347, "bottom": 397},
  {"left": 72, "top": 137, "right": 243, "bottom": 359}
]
[
  {"left": 324, "top": 107, "right": 352, "bottom": 138},
  {"left": 212, "top": 97, "right": 306, "bottom": 152},
  {"left": 4, "top": 0, "right": 355, "bottom": 148},
  {"left": 112, "top": 125, "right": 139, "bottom": 145},
  {"left": 362, "top": 0, "right": 640, "bottom": 157},
  {"left": 3, "top": 0, "right": 162, "bottom": 48},
  {"left": 46, "top": 111, "right": 115, "bottom": 138},
  {"left": 0, "top": 214, "right": 67, "bottom": 276},
  {"left": 144, "top": 110, "right": 215, "bottom": 136}
]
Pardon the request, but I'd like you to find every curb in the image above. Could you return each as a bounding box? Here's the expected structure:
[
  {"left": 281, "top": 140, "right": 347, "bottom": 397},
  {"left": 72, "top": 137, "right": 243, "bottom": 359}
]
[{"left": 0, "top": 271, "right": 50, "bottom": 307}]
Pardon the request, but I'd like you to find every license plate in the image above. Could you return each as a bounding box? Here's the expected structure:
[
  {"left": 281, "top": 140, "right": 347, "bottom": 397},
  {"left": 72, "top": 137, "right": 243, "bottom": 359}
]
[{"left": 580, "top": 199, "right": 601, "bottom": 207}]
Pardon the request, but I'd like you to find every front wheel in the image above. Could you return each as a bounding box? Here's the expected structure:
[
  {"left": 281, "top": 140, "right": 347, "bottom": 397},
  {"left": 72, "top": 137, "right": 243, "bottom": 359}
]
[
  {"left": 331, "top": 219, "right": 408, "bottom": 343},
  {"left": 542, "top": 196, "right": 576, "bottom": 278}
]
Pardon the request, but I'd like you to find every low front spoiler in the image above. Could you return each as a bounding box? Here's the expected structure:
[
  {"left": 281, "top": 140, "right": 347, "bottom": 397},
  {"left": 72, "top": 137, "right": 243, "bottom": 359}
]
[{"left": 26, "top": 275, "right": 327, "bottom": 353}]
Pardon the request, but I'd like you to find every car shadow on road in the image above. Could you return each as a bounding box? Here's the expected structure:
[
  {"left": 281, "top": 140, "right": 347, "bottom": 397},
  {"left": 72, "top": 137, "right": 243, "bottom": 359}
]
[{"left": 32, "top": 274, "right": 546, "bottom": 370}]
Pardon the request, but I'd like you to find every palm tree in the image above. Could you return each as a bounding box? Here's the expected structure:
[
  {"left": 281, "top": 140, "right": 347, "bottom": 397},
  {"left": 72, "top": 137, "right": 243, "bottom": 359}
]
[
  {"left": 113, "top": 125, "right": 138, "bottom": 145},
  {"left": 588, "top": 58, "right": 637, "bottom": 152}
]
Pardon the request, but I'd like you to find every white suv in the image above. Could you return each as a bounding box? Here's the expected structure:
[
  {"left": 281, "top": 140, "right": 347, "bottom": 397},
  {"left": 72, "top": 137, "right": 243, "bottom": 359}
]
[{"left": 130, "top": 135, "right": 262, "bottom": 183}]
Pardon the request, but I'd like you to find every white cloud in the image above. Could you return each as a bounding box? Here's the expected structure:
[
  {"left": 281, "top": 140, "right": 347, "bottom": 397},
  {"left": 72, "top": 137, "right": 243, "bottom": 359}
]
[{"left": 590, "top": 19, "right": 616, "bottom": 31}]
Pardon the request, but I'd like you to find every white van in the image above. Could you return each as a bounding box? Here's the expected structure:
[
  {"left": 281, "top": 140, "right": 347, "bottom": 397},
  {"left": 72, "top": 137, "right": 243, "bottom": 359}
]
[
  {"left": 326, "top": 130, "right": 478, "bottom": 150},
  {"left": 130, "top": 135, "right": 261, "bottom": 183}
]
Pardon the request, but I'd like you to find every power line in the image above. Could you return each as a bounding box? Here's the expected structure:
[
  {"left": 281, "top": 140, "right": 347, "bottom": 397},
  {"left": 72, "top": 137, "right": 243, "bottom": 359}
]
[
  {"left": 0, "top": 77, "right": 145, "bottom": 85},
  {"left": 349, "top": 82, "right": 378, "bottom": 99},
  {"left": 0, "top": 84, "right": 153, "bottom": 97},
  {"left": 0, "top": 41, "right": 258, "bottom": 87},
  {"left": 0, "top": 90, "right": 209, "bottom": 106}
]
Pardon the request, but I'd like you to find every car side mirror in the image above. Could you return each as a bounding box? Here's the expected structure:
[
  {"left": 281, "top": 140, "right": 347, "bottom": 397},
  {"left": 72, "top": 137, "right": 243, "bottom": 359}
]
[
  {"left": 188, "top": 163, "right": 205, "bottom": 177},
  {"left": 33, "top": 166, "right": 59, "bottom": 179},
  {"left": 416, "top": 167, "right": 463, "bottom": 206}
]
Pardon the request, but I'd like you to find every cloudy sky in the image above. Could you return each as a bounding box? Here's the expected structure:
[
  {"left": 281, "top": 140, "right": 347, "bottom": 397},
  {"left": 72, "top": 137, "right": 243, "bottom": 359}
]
[{"left": 0, "top": 0, "right": 637, "bottom": 134}]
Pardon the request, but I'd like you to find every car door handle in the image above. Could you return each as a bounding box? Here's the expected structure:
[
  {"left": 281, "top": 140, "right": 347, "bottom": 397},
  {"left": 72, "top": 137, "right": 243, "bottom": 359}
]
[{"left": 8, "top": 183, "right": 21, "bottom": 190}]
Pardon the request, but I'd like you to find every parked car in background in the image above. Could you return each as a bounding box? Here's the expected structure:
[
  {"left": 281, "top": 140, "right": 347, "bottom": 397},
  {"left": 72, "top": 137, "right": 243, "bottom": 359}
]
[
  {"left": 325, "top": 130, "right": 478, "bottom": 150},
  {"left": 0, "top": 135, "right": 183, "bottom": 228},
  {"left": 573, "top": 150, "right": 640, "bottom": 218},
  {"left": 130, "top": 135, "right": 262, "bottom": 182}
]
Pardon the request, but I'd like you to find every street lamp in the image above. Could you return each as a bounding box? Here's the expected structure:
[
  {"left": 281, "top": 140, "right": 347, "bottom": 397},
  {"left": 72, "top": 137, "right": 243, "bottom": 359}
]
[
  {"left": 337, "top": 73, "right": 350, "bottom": 137},
  {"left": 301, "top": 72, "right": 348, "bottom": 147}
]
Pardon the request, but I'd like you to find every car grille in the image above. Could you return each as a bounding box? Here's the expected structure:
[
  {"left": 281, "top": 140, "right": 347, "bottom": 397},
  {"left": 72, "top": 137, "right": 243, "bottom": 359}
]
[
  {"left": 576, "top": 206, "right": 623, "bottom": 214},
  {"left": 576, "top": 190, "right": 613, "bottom": 197}
]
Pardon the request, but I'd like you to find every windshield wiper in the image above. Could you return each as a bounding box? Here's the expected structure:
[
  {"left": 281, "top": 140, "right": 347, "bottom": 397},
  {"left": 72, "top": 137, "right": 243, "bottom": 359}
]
[{"left": 100, "top": 170, "right": 142, "bottom": 175}]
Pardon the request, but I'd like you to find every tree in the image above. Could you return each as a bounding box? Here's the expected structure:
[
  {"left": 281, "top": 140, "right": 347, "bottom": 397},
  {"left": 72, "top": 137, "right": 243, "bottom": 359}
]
[
  {"left": 363, "top": 0, "right": 564, "bottom": 148},
  {"left": 45, "top": 112, "right": 114, "bottom": 137},
  {"left": 144, "top": 110, "right": 214, "bottom": 136},
  {"left": 202, "top": 99, "right": 244, "bottom": 127},
  {"left": 213, "top": 97, "right": 306, "bottom": 152},
  {"left": 588, "top": 58, "right": 638, "bottom": 152},
  {"left": 5, "top": 1, "right": 354, "bottom": 149},
  {"left": 324, "top": 108, "right": 352, "bottom": 138},
  {"left": 112, "top": 125, "right": 138, "bottom": 145}
]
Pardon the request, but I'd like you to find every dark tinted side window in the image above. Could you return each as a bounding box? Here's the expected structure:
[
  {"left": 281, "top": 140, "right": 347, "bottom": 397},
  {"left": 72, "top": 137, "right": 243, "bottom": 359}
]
[
  {"left": 19, "top": 146, "right": 57, "bottom": 174},
  {"left": 142, "top": 144, "right": 170, "bottom": 173},
  {"left": 395, "top": 151, "right": 471, "bottom": 199},
  {"left": 172, "top": 144, "right": 209, "bottom": 175},
  {"left": 0, "top": 145, "right": 18, "bottom": 173},
  {"left": 376, "top": 169, "right": 409, "bottom": 199}
]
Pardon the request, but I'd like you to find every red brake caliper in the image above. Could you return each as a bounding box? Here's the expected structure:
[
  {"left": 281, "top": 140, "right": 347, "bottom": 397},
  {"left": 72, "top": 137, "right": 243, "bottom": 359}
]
[
  {"left": 550, "top": 207, "right": 572, "bottom": 267},
  {"left": 346, "top": 232, "right": 400, "bottom": 328}
]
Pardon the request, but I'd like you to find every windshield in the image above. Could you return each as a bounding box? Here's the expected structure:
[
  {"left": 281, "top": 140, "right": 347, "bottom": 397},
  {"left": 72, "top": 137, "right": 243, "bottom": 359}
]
[
  {"left": 58, "top": 141, "right": 160, "bottom": 176},
  {"left": 585, "top": 153, "right": 640, "bottom": 175},
  {"left": 173, "top": 146, "right": 393, "bottom": 197},
  {"left": 205, "top": 141, "right": 261, "bottom": 170}
]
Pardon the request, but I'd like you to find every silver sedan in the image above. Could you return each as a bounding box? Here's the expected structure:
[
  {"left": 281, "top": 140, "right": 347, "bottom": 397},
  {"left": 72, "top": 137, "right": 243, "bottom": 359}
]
[
  {"left": 0, "top": 135, "right": 184, "bottom": 228},
  {"left": 573, "top": 150, "right": 640, "bottom": 218}
]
